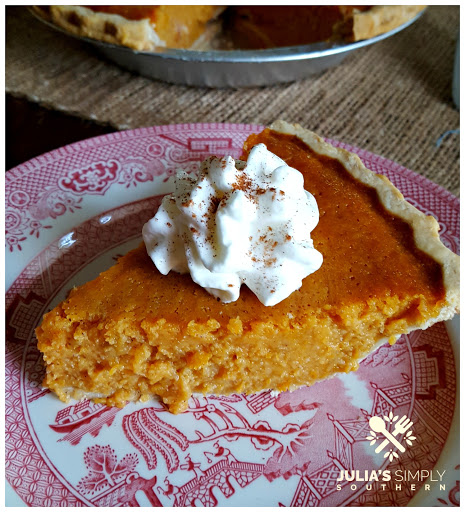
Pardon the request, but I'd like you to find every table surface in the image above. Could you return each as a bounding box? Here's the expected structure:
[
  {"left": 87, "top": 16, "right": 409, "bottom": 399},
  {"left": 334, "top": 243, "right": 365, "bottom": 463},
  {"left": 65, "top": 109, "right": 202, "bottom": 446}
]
[{"left": 6, "top": 6, "right": 460, "bottom": 197}]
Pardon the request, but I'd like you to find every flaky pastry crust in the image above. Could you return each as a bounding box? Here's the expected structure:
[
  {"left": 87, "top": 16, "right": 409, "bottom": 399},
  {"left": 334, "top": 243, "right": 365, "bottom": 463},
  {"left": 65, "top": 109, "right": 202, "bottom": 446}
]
[
  {"left": 350, "top": 5, "right": 426, "bottom": 41},
  {"left": 32, "top": 5, "right": 165, "bottom": 51}
]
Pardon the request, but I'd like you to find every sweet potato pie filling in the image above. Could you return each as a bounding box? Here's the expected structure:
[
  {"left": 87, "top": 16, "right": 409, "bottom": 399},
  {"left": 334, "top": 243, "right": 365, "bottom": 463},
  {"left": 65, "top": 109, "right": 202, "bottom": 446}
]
[{"left": 36, "top": 128, "right": 448, "bottom": 413}]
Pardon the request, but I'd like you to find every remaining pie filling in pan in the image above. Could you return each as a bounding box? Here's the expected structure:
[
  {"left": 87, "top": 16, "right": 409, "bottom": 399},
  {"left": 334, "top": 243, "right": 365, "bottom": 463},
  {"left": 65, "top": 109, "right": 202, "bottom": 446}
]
[{"left": 36, "top": 122, "right": 459, "bottom": 414}]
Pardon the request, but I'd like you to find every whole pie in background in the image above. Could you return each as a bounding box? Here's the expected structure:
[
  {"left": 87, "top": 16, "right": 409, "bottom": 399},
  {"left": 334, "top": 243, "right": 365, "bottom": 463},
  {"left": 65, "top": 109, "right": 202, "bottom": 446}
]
[{"left": 31, "top": 5, "right": 427, "bottom": 51}]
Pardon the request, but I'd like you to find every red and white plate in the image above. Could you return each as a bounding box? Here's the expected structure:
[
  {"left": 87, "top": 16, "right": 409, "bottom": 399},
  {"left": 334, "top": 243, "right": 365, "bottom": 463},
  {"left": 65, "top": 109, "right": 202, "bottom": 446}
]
[{"left": 5, "top": 124, "right": 460, "bottom": 507}]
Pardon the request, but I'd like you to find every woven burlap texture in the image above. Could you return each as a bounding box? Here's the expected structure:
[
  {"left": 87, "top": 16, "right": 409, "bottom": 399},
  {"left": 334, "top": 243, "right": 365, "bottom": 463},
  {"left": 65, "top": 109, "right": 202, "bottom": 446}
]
[{"left": 6, "top": 6, "right": 459, "bottom": 196}]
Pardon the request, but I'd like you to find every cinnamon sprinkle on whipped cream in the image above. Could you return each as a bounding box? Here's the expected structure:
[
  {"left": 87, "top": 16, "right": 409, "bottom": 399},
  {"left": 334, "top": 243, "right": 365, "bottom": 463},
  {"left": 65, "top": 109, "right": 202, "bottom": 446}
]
[{"left": 142, "top": 144, "right": 323, "bottom": 306}]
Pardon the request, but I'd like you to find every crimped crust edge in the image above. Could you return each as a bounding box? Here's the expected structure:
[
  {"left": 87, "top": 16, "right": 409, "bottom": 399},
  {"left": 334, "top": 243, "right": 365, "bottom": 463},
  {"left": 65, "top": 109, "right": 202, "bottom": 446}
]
[
  {"left": 32, "top": 5, "right": 167, "bottom": 51},
  {"left": 269, "top": 120, "right": 460, "bottom": 329}
]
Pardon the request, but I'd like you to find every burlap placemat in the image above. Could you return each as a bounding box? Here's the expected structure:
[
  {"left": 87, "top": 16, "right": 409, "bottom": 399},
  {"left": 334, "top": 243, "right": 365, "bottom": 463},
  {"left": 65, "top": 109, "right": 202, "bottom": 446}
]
[{"left": 6, "top": 6, "right": 459, "bottom": 196}]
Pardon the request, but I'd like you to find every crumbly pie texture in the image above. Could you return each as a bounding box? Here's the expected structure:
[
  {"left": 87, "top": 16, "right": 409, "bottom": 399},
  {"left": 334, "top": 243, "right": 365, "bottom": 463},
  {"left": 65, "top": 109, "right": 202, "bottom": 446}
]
[
  {"left": 35, "top": 122, "right": 459, "bottom": 413},
  {"left": 31, "top": 5, "right": 426, "bottom": 51}
]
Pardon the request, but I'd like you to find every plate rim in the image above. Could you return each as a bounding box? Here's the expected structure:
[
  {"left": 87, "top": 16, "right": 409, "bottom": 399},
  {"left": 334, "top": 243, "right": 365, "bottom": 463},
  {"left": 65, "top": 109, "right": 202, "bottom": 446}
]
[{"left": 6, "top": 120, "right": 459, "bottom": 205}]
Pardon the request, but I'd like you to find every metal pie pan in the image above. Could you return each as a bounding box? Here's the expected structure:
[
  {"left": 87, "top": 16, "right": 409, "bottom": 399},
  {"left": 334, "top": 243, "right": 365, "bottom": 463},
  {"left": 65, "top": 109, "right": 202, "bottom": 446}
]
[{"left": 31, "top": 9, "right": 424, "bottom": 88}]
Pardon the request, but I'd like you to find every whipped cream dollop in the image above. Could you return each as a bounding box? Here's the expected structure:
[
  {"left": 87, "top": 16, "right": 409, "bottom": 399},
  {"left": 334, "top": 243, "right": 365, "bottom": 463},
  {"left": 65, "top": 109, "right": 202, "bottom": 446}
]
[{"left": 142, "top": 143, "right": 323, "bottom": 306}]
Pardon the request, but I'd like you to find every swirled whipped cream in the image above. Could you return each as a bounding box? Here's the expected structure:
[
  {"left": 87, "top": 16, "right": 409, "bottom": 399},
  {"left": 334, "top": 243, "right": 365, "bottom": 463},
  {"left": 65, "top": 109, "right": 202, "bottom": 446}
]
[{"left": 142, "top": 144, "right": 323, "bottom": 306}]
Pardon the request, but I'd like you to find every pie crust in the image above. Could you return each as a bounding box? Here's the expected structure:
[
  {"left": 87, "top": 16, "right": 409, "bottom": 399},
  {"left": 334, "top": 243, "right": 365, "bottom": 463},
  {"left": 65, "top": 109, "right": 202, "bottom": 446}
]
[
  {"left": 350, "top": 5, "right": 426, "bottom": 41},
  {"left": 35, "top": 122, "right": 460, "bottom": 413}
]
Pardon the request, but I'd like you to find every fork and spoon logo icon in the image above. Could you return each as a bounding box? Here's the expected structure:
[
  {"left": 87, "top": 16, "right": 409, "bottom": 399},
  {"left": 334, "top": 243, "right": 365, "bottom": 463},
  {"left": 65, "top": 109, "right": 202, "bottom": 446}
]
[{"left": 367, "top": 413, "right": 415, "bottom": 457}]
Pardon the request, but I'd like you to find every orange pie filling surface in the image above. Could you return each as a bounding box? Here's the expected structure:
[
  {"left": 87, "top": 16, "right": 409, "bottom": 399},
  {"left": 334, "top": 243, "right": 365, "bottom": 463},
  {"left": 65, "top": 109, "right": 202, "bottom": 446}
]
[{"left": 37, "top": 129, "right": 447, "bottom": 413}]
